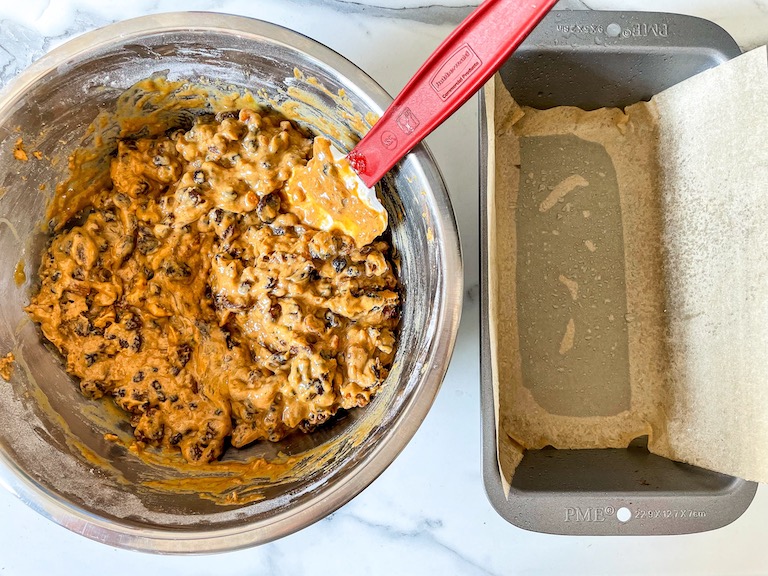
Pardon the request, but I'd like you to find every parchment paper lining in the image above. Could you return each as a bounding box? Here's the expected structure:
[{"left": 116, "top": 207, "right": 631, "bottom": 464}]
[{"left": 488, "top": 46, "right": 768, "bottom": 490}]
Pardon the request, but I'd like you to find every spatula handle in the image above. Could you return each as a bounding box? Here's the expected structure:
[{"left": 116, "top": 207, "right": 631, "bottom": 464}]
[{"left": 347, "top": 0, "right": 559, "bottom": 187}]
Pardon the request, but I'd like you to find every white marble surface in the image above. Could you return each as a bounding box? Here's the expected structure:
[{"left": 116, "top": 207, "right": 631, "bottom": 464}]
[{"left": 1, "top": 1, "right": 768, "bottom": 574}]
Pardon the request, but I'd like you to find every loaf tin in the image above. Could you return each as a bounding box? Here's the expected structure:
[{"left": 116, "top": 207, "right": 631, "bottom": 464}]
[{"left": 480, "top": 10, "right": 757, "bottom": 535}]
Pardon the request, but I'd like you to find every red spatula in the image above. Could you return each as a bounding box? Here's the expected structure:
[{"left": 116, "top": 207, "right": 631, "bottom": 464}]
[
  {"left": 347, "top": 0, "right": 559, "bottom": 187},
  {"left": 286, "top": 0, "right": 557, "bottom": 247}
]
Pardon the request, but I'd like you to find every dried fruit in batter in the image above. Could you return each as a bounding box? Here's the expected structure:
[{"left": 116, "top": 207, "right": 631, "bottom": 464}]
[{"left": 26, "top": 109, "right": 399, "bottom": 463}]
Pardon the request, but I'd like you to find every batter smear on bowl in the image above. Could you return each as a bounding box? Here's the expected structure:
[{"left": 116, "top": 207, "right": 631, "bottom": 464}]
[{"left": 26, "top": 109, "right": 399, "bottom": 463}]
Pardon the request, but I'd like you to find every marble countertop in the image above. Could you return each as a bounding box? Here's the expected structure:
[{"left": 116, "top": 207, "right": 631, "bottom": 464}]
[{"left": 2, "top": 1, "right": 768, "bottom": 574}]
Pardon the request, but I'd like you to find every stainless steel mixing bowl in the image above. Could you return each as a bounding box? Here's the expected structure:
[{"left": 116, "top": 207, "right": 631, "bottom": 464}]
[{"left": 0, "top": 13, "right": 462, "bottom": 552}]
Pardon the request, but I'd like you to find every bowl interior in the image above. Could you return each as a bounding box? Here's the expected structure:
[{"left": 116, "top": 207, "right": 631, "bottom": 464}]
[{"left": 0, "top": 14, "right": 460, "bottom": 551}]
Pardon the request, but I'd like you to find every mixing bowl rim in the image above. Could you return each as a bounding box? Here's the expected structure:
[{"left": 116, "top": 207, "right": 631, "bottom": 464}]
[{"left": 0, "top": 11, "right": 464, "bottom": 553}]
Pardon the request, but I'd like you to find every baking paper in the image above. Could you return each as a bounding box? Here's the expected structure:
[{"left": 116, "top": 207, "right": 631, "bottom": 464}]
[{"left": 488, "top": 46, "right": 768, "bottom": 488}]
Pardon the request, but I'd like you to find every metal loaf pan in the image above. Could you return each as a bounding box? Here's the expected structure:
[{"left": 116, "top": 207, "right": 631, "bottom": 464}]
[{"left": 480, "top": 10, "right": 757, "bottom": 535}]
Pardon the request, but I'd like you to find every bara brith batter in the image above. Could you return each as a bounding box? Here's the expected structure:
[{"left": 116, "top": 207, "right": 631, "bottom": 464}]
[{"left": 26, "top": 108, "right": 400, "bottom": 464}]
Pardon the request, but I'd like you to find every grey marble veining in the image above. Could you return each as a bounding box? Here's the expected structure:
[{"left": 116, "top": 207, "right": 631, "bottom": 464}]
[{"left": 1, "top": 1, "right": 768, "bottom": 575}]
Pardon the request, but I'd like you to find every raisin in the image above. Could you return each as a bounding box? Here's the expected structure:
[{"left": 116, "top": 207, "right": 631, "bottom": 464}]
[
  {"left": 133, "top": 180, "right": 150, "bottom": 196},
  {"left": 80, "top": 380, "right": 106, "bottom": 398},
  {"left": 117, "top": 236, "right": 135, "bottom": 263},
  {"left": 133, "top": 371, "right": 145, "bottom": 383},
  {"left": 221, "top": 224, "right": 235, "bottom": 240},
  {"left": 169, "top": 432, "right": 182, "bottom": 446},
  {"left": 150, "top": 424, "right": 165, "bottom": 442},
  {"left": 382, "top": 305, "right": 400, "bottom": 320},
  {"left": 256, "top": 192, "right": 280, "bottom": 224},
  {"left": 177, "top": 343, "right": 192, "bottom": 368},
  {"left": 151, "top": 380, "right": 166, "bottom": 402},
  {"left": 136, "top": 228, "right": 159, "bottom": 255},
  {"left": 131, "top": 333, "right": 143, "bottom": 352},
  {"left": 73, "top": 316, "right": 90, "bottom": 337},
  {"left": 201, "top": 422, "right": 217, "bottom": 443},
  {"left": 185, "top": 187, "right": 203, "bottom": 206},
  {"left": 299, "top": 419, "right": 313, "bottom": 433},
  {"left": 163, "top": 260, "right": 192, "bottom": 279}
]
